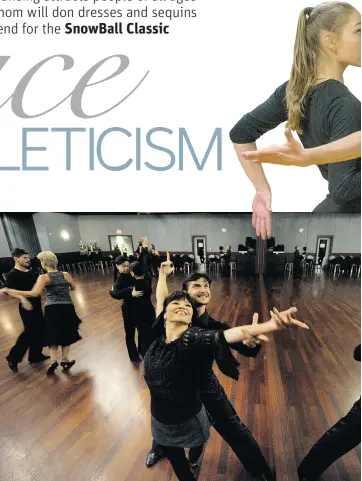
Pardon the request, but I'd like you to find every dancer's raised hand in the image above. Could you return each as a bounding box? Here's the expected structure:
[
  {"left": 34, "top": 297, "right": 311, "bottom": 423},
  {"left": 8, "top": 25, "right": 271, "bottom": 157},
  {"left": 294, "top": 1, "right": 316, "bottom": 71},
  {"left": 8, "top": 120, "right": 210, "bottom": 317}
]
[
  {"left": 159, "top": 252, "right": 174, "bottom": 276},
  {"left": 269, "top": 307, "right": 309, "bottom": 330},
  {"left": 242, "top": 313, "right": 269, "bottom": 346}
]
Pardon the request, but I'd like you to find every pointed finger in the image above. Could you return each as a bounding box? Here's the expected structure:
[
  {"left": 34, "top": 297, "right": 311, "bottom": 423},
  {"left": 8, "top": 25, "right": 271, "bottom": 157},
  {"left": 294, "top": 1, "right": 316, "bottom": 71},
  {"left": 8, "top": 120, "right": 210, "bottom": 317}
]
[
  {"left": 284, "top": 128, "right": 294, "bottom": 143},
  {"left": 252, "top": 313, "right": 259, "bottom": 325},
  {"left": 260, "top": 218, "right": 267, "bottom": 240},
  {"left": 291, "top": 319, "right": 310, "bottom": 329},
  {"left": 273, "top": 307, "right": 291, "bottom": 325},
  {"left": 167, "top": 251, "right": 170, "bottom": 262},
  {"left": 252, "top": 212, "right": 257, "bottom": 228},
  {"left": 266, "top": 215, "right": 272, "bottom": 238},
  {"left": 255, "top": 216, "right": 261, "bottom": 237}
]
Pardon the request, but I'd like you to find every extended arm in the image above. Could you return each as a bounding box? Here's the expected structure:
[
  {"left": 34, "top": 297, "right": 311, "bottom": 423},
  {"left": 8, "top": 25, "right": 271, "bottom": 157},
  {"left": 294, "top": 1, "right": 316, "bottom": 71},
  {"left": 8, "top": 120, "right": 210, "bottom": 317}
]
[
  {"left": 223, "top": 308, "right": 309, "bottom": 344},
  {"left": 230, "top": 83, "right": 288, "bottom": 239},
  {"left": 156, "top": 252, "right": 173, "bottom": 316},
  {"left": 243, "top": 130, "right": 361, "bottom": 167},
  {"left": 2, "top": 275, "right": 47, "bottom": 298},
  {"left": 0, "top": 289, "right": 33, "bottom": 310}
]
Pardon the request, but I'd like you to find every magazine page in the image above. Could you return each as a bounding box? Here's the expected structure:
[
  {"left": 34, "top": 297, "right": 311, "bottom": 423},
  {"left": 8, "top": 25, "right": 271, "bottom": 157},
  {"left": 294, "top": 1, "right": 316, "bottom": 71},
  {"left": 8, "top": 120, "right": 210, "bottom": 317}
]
[{"left": 0, "top": 1, "right": 361, "bottom": 481}]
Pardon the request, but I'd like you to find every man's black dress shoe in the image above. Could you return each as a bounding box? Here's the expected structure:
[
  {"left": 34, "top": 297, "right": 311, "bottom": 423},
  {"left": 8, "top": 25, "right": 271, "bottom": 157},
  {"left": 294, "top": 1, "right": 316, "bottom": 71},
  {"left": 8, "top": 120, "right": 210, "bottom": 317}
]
[
  {"left": 29, "top": 355, "right": 51, "bottom": 363},
  {"left": 146, "top": 450, "right": 164, "bottom": 468},
  {"left": 7, "top": 360, "right": 18, "bottom": 373}
]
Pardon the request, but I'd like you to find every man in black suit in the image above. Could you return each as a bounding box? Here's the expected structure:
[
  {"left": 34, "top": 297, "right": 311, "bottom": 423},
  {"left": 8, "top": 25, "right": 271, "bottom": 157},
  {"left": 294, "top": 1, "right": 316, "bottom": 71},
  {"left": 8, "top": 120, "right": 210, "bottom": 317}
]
[{"left": 4, "top": 248, "right": 49, "bottom": 373}]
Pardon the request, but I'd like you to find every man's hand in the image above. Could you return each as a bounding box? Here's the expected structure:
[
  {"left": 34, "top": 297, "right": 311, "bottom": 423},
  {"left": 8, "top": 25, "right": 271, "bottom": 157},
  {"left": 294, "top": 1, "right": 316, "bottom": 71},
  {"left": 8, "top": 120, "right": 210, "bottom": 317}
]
[
  {"left": 252, "top": 190, "right": 272, "bottom": 240},
  {"left": 132, "top": 288, "right": 144, "bottom": 298},
  {"left": 159, "top": 252, "right": 174, "bottom": 277},
  {"left": 0, "top": 288, "right": 8, "bottom": 296},
  {"left": 242, "top": 312, "right": 269, "bottom": 347},
  {"left": 20, "top": 296, "right": 33, "bottom": 311},
  {"left": 269, "top": 307, "right": 309, "bottom": 330},
  {"left": 243, "top": 129, "right": 310, "bottom": 167}
]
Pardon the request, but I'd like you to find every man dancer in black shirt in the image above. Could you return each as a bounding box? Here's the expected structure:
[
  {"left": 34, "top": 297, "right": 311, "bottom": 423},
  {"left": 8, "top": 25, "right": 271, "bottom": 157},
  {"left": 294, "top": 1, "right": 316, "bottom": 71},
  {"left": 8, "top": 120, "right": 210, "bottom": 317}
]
[
  {"left": 145, "top": 255, "right": 274, "bottom": 481},
  {"left": 109, "top": 256, "right": 143, "bottom": 362},
  {"left": 4, "top": 248, "right": 49, "bottom": 373}
]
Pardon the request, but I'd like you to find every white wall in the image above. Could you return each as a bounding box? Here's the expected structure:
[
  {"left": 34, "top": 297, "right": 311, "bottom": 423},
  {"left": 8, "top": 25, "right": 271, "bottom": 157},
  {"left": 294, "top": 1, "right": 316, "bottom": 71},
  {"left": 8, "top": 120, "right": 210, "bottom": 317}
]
[
  {"left": 271, "top": 213, "right": 361, "bottom": 253},
  {"left": 77, "top": 213, "right": 361, "bottom": 254},
  {"left": 4, "top": 212, "right": 353, "bottom": 256},
  {"left": 33, "top": 213, "right": 81, "bottom": 253},
  {"left": 77, "top": 214, "right": 255, "bottom": 252}
]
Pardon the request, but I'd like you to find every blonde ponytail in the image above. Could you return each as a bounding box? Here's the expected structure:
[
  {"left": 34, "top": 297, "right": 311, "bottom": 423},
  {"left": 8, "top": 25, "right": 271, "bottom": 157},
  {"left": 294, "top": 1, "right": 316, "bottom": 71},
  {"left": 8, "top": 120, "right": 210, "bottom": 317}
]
[{"left": 286, "top": 2, "right": 356, "bottom": 133}]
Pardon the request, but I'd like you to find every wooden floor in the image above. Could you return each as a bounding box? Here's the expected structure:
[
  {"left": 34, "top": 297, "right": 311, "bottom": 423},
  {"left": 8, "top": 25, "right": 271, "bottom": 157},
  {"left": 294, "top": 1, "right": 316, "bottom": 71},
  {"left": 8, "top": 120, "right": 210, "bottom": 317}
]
[{"left": 0, "top": 269, "right": 360, "bottom": 481}]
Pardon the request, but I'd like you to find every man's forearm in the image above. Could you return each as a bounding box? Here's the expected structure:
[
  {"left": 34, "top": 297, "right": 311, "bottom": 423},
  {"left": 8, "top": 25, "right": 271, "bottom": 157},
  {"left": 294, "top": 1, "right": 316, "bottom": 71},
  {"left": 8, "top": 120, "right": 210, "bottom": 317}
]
[{"left": 233, "top": 142, "right": 270, "bottom": 191}]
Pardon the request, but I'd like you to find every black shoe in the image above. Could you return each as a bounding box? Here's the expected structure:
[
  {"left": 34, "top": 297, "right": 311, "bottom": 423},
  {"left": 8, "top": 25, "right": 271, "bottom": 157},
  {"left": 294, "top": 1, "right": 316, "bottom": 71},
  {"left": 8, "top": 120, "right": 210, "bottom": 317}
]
[
  {"left": 29, "top": 355, "right": 51, "bottom": 364},
  {"left": 7, "top": 360, "right": 18, "bottom": 373},
  {"left": 61, "top": 360, "right": 75, "bottom": 371},
  {"left": 146, "top": 450, "right": 164, "bottom": 468},
  {"left": 46, "top": 361, "right": 59, "bottom": 375}
]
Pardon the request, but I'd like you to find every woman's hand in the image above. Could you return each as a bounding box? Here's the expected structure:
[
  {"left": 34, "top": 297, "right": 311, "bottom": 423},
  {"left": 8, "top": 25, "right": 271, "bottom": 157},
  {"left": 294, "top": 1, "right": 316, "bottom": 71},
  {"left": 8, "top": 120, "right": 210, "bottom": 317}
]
[
  {"left": 132, "top": 288, "right": 144, "bottom": 298},
  {"left": 252, "top": 190, "right": 272, "bottom": 240},
  {"left": 158, "top": 252, "right": 174, "bottom": 277},
  {"left": 243, "top": 129, "right": 311, "bottom": 167},
  {"left": 269, "top": 307, "right": 309, "bottom": 331},
  {"left": 141, "top": 236, "right": 149, "bottom": 248},
  {"left": 242, "top": 313, "right": 269, "bottom": 346}
]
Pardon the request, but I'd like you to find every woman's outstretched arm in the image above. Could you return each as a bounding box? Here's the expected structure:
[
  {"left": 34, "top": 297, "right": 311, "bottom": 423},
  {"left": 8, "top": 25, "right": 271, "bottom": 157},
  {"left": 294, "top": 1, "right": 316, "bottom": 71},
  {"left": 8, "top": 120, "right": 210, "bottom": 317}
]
[{"left": 223, "top": 307, "right": 309, "bottom": 344}]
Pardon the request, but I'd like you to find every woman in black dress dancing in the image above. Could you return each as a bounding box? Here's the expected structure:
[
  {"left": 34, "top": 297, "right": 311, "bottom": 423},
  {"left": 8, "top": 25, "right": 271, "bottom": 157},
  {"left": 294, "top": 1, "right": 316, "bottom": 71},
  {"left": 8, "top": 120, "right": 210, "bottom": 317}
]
[
  {"left": 144, "top": 290, "right": 309, "bottom": 480},
  {"left": 1, "top": 251, "right": 81, "bottom": 375}
]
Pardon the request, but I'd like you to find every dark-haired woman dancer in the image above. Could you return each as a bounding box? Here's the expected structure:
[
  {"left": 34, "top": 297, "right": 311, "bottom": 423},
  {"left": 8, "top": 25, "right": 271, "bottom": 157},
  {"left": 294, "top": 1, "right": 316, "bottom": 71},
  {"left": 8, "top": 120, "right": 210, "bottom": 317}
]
[{"left": 143, "top": 284, "right": 309, "bottom": 480}]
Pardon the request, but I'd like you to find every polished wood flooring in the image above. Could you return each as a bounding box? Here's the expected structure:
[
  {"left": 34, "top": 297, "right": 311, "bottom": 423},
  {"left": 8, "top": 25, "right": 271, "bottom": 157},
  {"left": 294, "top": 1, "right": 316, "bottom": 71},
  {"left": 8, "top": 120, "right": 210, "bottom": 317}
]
[{"left": 0, "top": 269, "right": 360, "bottom": 481}]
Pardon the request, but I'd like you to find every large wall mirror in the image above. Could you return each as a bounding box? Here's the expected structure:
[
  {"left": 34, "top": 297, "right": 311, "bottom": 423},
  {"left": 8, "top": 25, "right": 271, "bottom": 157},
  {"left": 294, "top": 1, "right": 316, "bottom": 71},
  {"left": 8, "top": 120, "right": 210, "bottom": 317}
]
[{"left": 108, "top": 235, "right": 134, "bottom": 256}]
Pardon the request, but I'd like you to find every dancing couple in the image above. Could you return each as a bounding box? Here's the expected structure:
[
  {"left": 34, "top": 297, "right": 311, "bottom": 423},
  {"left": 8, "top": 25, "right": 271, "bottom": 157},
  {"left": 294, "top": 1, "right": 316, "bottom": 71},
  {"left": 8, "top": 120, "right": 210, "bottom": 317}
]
[
  {"left": 1, "top": 249, "right": 81, "bottom": 375},
  {"left": 142, "top": 254, "right": 308, "bottom": 481}
]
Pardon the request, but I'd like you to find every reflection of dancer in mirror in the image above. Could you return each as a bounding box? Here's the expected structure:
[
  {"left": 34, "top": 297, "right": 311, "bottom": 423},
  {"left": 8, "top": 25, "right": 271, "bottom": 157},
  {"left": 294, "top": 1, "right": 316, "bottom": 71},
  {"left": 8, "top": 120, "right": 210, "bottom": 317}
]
[
  {"left": 197, "top": 246, "right": 205, "bottom": 264},
  {"left": 298, "top": 345, "right": 361, "bottom": 481},
  {"left": 1, "top": 251, "right": 81, "bottom": 375},
  {"left": 145, "top": 254, "right": 309, "bottom": 481},
  {"left": 230, "top": 2, "right": 361, "bottom": 239},
  {"left": 144, "top": 262, "right": 309, "bottom": 480},
  {"left": 2, "top": 248, "right": 49, "bottom": 373}
]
